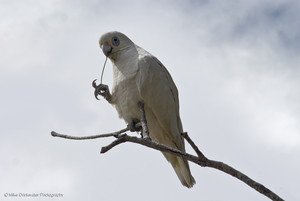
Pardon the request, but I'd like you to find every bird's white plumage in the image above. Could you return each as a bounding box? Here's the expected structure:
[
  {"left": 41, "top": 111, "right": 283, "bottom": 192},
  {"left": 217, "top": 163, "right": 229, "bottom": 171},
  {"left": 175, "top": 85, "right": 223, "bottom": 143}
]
[{"left": 99, "top": 31, "right": 195, "bottom": 187}]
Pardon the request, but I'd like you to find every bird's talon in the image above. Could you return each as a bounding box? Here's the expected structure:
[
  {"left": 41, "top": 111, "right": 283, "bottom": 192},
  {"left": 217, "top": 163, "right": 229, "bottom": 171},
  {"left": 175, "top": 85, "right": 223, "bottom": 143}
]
[
  {"left": 94, "top": 91, "right": 100, "bottom": 100},
  {"left": 128, "top": 119, "right": 142, "bottom": 132},
  {"left": 92, "top": 79, "right": 98, "bottom": 88}
]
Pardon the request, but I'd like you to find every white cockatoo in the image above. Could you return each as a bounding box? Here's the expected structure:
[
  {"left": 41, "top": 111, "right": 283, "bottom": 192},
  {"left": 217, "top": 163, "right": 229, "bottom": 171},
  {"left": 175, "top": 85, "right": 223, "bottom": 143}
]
[{"left": 95, "top": 31, "right": 195, "bottom": 188}]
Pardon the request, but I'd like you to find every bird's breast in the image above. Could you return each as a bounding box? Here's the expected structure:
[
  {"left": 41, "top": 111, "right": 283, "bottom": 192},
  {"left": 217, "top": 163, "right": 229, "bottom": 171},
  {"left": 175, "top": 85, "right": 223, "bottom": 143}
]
[{"left": 111, "top": 74, "right": 141, "bottom": 123}]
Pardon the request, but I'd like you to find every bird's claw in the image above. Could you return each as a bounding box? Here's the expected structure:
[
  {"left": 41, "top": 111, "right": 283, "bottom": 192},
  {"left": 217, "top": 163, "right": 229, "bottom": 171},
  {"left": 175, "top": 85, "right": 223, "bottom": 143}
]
[
  {"left": 128, "top": 118, "right": 142, "bottom": 132},
  {"left": 92, "top": 79, "right": 98, "bottom": 89},
  {"left": 92, "top": 79, "right": 111, "bottom": 101}
]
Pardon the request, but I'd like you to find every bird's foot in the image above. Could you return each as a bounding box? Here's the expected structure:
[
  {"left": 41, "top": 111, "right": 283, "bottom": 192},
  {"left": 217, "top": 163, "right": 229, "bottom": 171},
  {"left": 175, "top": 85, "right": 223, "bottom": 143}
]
[
  {"left": 92, "top": 79, "right": 112, "bottom": 102},
  {"left": 128, "top": 118, "right": 142, "bottom": 132}
]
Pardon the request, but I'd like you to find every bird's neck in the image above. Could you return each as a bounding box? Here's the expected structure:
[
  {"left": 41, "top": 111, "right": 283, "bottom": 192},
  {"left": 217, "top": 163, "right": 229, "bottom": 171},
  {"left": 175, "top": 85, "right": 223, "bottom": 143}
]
[{"left": 112, "top": 45, "right": 139, "bottom": 84}]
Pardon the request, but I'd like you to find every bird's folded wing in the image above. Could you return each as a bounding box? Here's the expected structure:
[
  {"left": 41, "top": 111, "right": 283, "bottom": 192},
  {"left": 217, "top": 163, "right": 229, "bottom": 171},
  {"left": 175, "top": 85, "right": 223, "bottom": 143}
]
[{"left": 136, "top": 55, "right": 184, "bottom": 150}]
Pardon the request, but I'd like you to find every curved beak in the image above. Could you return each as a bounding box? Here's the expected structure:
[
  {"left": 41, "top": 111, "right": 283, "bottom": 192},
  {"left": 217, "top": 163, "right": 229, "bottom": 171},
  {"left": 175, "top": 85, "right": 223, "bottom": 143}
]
[{"left": 102, "top": 44, "right": 113, "bottom": 57}]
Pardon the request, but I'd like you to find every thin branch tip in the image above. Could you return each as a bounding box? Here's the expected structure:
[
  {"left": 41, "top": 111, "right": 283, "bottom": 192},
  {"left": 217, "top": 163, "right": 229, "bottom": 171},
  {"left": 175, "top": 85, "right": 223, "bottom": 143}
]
[
  {"left": 51, "top": 131, "right": 58, "bottom": 137},
  {"left": 50, "top": 128, "right": 129, "bottom": 140}
]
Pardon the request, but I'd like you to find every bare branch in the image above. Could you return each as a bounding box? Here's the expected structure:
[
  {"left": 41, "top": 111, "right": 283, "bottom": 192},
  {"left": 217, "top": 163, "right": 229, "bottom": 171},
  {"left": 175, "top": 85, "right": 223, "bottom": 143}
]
[
  {"left": 100, "top": 134, "right": 128, "bottom": 153},
  {"left": 204, "top": 160, "right": 283, "bottom": 201},
  {"left": 51, "top": 129, "right": 284, "bottom": 201},
  {"left": 51, "top": 128, "right": 129, "bottom": 140},
  {"left": 181, "top": 132, "right": 284, "bottom": 200},
  {"left": 100, "top": 133, "right": 284, "bottom": 201}
]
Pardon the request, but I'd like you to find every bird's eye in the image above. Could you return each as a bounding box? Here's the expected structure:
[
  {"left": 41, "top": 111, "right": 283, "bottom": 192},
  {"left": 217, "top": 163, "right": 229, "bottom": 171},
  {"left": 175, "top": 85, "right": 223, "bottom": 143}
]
[{"left": 111, "top": 36, "right": 120, "bottom": 46}]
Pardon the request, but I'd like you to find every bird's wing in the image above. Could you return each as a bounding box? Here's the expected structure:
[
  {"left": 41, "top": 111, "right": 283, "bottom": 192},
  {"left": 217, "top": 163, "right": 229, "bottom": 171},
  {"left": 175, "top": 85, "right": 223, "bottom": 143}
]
[{"left": 136, "top": 54, "right": 184, "bottom": 150}]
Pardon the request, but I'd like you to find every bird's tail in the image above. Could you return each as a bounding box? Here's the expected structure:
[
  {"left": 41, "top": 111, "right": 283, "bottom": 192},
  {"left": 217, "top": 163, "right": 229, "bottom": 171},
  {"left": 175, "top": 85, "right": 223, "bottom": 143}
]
[{"left": 163, "top": 152, "right": 196, "bottom": 188}]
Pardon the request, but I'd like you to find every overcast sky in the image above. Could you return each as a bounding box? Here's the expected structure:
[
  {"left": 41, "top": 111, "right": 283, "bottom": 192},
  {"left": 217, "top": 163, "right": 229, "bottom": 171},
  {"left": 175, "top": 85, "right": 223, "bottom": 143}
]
[{"left": 1, "top": 0, "right": 300, "bottom": 200}]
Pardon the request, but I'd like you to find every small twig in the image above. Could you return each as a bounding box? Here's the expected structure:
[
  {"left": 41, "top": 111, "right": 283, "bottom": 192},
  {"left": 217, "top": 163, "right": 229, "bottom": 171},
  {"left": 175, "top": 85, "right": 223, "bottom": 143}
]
[
  {"left": 51, "top": 128, "right": 129, "bottom": 140},
  {"left": 182, "top": 132, "right": 207, "bottom": 161},
  {"left": 100, "top": 134, "right": 128, "bottom": 153},
  {"left": 137, "top": 101, "right": 150, "bottom": 140}
]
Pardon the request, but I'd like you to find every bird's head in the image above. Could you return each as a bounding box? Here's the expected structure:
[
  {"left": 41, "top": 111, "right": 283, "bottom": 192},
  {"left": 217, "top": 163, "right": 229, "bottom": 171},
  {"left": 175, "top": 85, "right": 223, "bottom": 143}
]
[{"left": 99, "top": 31, "right": 134, "bottom": 61}]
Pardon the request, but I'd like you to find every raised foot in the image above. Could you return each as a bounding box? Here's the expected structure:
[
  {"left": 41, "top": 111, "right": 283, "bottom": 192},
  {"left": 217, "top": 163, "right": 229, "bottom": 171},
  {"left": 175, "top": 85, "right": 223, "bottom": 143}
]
[{"left": 92, "top": 79, "right": 111, "bottom": 101}]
